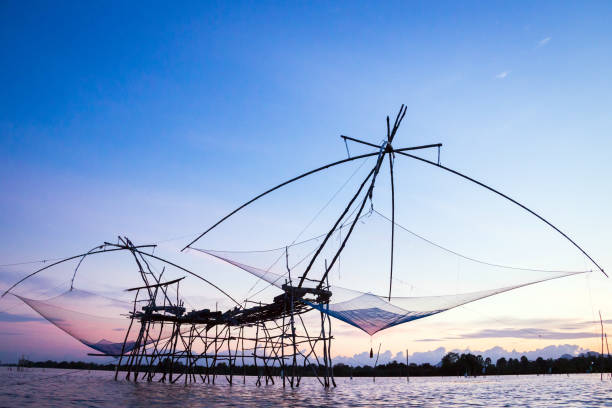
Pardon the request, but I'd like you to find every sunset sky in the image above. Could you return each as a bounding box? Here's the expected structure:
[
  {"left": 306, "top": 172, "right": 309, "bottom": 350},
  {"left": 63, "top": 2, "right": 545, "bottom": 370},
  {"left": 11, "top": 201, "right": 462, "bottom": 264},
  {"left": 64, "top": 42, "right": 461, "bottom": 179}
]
[{"left": 1, "top": 1, "right": 611, "bottom": 364}]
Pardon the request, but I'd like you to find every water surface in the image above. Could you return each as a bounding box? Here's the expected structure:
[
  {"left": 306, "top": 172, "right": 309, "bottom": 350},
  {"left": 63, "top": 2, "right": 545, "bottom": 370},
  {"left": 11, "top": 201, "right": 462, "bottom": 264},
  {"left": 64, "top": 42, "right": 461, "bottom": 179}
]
[{"left": 1, "top": 369, "right": 610, "bottom": 407}]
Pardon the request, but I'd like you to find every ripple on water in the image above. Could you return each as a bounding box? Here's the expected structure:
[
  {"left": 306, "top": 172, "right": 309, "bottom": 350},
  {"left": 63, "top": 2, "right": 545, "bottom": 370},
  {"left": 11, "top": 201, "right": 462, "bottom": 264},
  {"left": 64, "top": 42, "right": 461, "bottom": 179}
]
[{"left": 0, "top": 369, "right": 610, "bottom": 407}]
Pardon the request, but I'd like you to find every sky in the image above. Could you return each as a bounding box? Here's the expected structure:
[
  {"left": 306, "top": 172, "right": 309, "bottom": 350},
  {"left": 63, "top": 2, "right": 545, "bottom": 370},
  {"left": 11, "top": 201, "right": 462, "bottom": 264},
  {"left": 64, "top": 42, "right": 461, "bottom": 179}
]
[{"left": 1, "top": 1, "right": 611, "bottom": 364}]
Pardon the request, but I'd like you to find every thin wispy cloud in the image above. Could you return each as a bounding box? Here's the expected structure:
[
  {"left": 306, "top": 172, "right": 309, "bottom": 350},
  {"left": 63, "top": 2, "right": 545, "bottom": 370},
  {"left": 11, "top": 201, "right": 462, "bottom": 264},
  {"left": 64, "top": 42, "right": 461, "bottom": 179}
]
[
  {"left": 418, "top": 328, "right": 600, "bottom": 341},
  {"left": 0, "top": 311, "right": 45, "bottom": 323},
  {"left": 495, "top": 71, "right": 510, "bottom": 79},
  {"left": 0, "top": 331, "right": 23, "bottom": 336},
  {"left": 473, "top": 316, "right": 612, "bottom": 328},
  {"left": 459, "top": 328, "right": 598, "bottom": 340},
  {"left": 537, "top": 36, "right": 551, "bottom": 47}
]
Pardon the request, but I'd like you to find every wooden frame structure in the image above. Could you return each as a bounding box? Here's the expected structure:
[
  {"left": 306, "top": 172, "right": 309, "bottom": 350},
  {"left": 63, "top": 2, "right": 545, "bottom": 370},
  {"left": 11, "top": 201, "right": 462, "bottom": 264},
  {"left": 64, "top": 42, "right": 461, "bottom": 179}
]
[{"left": 114, "top": 253, "right": 335, "bottom": 387}]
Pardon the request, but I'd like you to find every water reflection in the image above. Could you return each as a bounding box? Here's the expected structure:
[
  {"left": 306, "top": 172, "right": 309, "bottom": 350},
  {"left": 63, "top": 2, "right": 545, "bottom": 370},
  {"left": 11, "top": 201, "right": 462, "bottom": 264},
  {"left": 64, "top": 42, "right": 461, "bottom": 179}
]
[{"left": 1, "top": 369, "right": 610, "bottom": 407}]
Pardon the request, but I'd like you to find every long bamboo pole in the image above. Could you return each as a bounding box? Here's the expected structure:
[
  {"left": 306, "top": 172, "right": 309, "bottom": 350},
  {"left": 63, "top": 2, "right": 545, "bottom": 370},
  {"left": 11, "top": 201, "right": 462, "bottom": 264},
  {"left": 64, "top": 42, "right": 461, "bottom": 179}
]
[
  {"left": 182, "top": 151, "right": 382, "bottom": 250},
  {"left": 395, "top": 150, "right": 606, "bottom": 277}
]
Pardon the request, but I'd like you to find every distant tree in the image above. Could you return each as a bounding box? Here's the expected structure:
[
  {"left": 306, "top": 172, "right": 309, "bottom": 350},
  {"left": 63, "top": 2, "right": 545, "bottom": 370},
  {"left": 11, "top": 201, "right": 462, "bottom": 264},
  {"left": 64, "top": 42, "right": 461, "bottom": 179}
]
[
  {"left": 496, "top": 357, "right": 507, "bottom": 374},
  {"left": 535, "top": 357, "right": 546, "bottom": 374},
  {"left": 10, "top": 352, "right": 609, "bottom": 378},
  {"left": 484, "top": 357, "right": 494, "bottom": 375},
  {"left": 441, "top": 352, "right": 460, "bottom": 375},
  {"left": 520, "top": 356, "right": 530, "bottom": 373},
  {"left": 476, "top": 355, "right": 484, "bottom": 374},
  {"left": 508, "top": 358, "right": 520, "bottom": 374}
]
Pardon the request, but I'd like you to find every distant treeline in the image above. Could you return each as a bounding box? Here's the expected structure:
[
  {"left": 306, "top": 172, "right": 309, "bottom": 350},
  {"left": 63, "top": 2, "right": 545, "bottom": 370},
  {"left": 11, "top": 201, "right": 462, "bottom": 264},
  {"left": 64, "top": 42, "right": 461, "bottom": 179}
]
[
  {"left": 4, "top": 352, "right": 611, "bottom": 377},
  {"left": 334, "top": 352, "right": 610, "bottom": 377}
]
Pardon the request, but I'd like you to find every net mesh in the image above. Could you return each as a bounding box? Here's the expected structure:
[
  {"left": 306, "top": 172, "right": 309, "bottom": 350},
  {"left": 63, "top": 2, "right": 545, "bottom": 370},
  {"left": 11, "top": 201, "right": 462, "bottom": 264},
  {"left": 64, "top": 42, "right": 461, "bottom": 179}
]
[
  {"left": 196, "top": 249, "right": 587, "bottom": 335},
  {"left": 10, "top": 201, "right": 594, "bottom": 349},
  {"left": 17, "top": 289, "right": 142, "bottom": 355}
]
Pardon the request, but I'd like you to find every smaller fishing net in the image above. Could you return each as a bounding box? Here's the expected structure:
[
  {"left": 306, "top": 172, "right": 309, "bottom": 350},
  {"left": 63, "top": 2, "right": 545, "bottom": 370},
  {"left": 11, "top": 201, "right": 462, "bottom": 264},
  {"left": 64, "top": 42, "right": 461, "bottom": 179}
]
[{"left": 17, "top": 289, "right": 142, "bottom": 355}]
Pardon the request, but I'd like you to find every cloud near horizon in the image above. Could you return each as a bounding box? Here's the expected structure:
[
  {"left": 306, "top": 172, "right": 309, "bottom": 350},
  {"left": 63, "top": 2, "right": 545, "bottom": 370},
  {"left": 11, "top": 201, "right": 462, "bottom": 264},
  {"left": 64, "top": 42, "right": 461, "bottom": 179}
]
[
  {"left": 537, "top": 36, "right": 551, "bottom": 47},
  {"left": 495, "top": 71, "right": 509, "bottom": 79},
  {"left": 333, "top": 344, "right": 591, "bottom": 366},
  {"left": 415, "top": 327, "right": 600, "bottom": 342},
  {"left": 0, "top": 311, "right": 45, "bottom": 323},
  {"left": 462, "top": 316, "right": 612, "bottom": 331}
]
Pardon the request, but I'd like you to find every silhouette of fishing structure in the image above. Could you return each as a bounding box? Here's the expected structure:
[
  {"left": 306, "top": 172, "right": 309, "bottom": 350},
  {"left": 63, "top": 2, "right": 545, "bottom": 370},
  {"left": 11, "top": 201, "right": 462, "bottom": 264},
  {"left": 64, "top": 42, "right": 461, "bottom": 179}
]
[{"left": 3, "top": 106, "right": 606, "bottom": 388}]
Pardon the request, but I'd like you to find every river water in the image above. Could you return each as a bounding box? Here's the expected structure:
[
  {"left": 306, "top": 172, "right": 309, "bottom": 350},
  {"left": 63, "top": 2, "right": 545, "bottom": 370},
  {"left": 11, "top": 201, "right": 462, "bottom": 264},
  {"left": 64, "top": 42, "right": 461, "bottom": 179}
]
[{"left": 0, "top": 369, "right": 610, "bottom": 407}]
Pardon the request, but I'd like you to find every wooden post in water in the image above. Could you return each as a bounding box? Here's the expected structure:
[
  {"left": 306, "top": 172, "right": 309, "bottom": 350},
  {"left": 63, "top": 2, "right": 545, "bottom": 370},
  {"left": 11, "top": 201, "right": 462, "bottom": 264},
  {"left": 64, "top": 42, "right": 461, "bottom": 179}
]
[
  {"left": 406, "top": 348, "right": 409, "bottom": 383},
  {"left": 373, "top": 343, "right": 381, "bottom": 383},
  {"left": 604, "top": 333, "right": 611, "bottom": 380},
  {"left": 255, "top": 319, "right": 261, "bottom": 386},
  {"left": 325, "top": 264, "right": 336, "bottom": 387},
  {"left": 600, "top": 311, "right": 605, "bottom": 381},
  {"left": 281, "top": 276, "right": 287, "bottom": 388},
  {"left": 288, "top": 249, "right": 298, "bottom": 388}
]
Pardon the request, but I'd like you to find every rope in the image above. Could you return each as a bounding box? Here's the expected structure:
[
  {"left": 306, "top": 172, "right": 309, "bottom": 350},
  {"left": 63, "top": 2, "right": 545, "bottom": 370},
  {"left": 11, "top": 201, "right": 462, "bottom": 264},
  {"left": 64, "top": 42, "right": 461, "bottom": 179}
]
[
  {"left": 199, "top": 213, "right": 369, "bottom": 256},
  {"left": 240, "top": 208, "right": 368, "bottom": 302},
  {"left": 1, "top": 356, "right": 117, "bottom": 387},
  {"left": 373, "top": 209, "right": 591, "bottom": 274},
  {"left": 0, "top": 257, "right": 68, "bottom": 268},
  {"left": 1, "top": 368, "right": 84, "bottom": 387},
  {"left": 0, "top": 231, "right": 199, "bottom": 271},
  {"left": 241, "top": 158, "right": 370, "bottom": 297}
]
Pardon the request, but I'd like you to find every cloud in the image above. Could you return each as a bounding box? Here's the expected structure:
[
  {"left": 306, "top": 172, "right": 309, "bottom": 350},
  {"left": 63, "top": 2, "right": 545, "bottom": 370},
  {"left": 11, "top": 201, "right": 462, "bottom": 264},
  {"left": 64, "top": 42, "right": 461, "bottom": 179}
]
[
  {"left": 460, "top": 344, "right": 589, "bottom": 362},
  {"left": 537, "top": 37, "right": 551, "bottom": 47},
  {"left": 333, "top": 344, "right": 592, "bottom": 366},
  {"left": 414, "top": 323, "right": 601, "bottom": 341},
  {"left": 457, "top": 328, "right": 599, "bottom": 340},
  {"left": 0, "top": 331, "right": 23, "bottom": 336},
  {"left": 408, "top": 347, "right": 448, "bottom": 365},
  {"left": 468, "top": 316, "right": 612, "bottom": 329},
  {"left": 584, "top": 318, "right": 612, "bottom": 325},
  {"left": 0, "top": 311, "right": 45, "bottom": 322},
  {"left": 495, "top": 71, "right": 509, "bottom": 79}
]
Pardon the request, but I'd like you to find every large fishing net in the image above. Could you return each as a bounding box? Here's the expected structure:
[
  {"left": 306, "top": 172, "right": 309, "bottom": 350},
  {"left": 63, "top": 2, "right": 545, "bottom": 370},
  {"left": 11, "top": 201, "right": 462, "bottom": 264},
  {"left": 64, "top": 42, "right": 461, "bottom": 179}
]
[
  {"left": 189, "top": 199, "right": 593, "bottom": 336},
  {"left": 193, "top": 248, "right": 586, "bottom": 335},
  {"left": 10, "top": 205, "right": 592, "bottom": 354}
]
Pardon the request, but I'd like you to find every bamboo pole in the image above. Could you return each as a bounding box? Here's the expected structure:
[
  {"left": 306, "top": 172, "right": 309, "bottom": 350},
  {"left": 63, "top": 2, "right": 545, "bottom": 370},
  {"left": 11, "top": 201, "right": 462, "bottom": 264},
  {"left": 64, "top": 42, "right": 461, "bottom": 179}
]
[
  {"left": 600, "top": 311, "right": 605, "bottom": 381},
  {"left": 406, "top": 349, "right": 409, "bottom": 383}
]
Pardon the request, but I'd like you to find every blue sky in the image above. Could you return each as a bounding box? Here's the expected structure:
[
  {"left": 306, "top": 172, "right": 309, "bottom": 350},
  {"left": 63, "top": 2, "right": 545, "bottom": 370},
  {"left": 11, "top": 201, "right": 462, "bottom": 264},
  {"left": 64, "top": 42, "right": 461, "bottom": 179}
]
[{"left": 1, "top": 1, "right": 611, "bottom": 361}]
